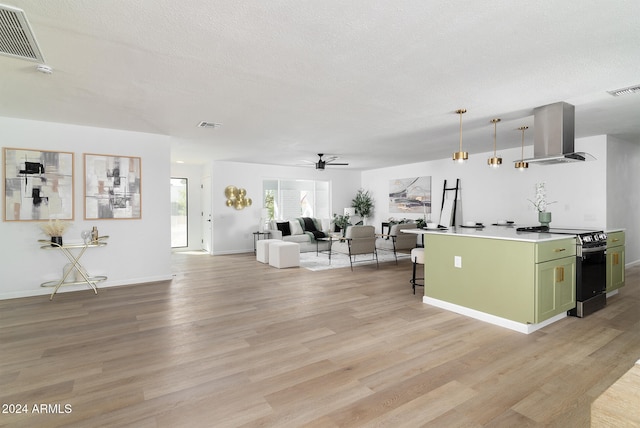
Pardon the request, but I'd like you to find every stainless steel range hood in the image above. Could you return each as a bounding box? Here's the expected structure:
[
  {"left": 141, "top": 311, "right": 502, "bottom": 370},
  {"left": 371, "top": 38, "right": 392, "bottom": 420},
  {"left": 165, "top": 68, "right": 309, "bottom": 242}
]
[{"left": 521, "top": 101, "right": 595, "bottom": 165}]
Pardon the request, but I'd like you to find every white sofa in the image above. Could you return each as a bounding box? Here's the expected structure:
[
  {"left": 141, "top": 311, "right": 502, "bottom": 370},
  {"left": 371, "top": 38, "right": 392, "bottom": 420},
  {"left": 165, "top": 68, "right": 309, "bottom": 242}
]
[{"left": 267, "top": 217, "right": 332, "bottom": 253}]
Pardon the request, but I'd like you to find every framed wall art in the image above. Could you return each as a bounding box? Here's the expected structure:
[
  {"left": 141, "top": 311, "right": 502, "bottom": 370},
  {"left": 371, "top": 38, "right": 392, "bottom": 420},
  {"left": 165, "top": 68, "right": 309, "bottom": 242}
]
[
  {"left": 389, "top": 176, "right": 431, "bottom": 214},
  {"left": 84, "top": 153, "right": 141, "bottom": 219},
  {"left": 3, "top": 147, "right": 74, "bottom": 221}
]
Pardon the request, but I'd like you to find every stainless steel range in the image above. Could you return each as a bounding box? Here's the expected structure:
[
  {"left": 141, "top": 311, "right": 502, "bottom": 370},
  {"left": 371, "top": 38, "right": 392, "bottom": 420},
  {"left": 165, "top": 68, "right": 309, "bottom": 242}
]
[{"left": 517, "top": 226, "right": 608, "bottom": 317}]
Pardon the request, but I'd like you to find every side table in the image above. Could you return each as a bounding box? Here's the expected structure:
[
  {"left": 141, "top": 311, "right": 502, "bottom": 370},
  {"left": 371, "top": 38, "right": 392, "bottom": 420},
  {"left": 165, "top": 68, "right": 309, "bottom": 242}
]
[
  {"left": 316, "top": 235, "right": 343, "bottom": 264},
  {"left": 253, "top": 231, "right": 271, "bottom": 253},
  {"left": 39, "top": 236, "right": 109, "bottom": 300}
]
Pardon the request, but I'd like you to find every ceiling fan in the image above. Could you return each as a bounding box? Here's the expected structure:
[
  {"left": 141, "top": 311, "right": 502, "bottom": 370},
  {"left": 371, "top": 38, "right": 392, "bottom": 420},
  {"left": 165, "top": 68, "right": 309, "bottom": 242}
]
[{"left": 302, "top": 153, "right": 349, "bottom": 170}]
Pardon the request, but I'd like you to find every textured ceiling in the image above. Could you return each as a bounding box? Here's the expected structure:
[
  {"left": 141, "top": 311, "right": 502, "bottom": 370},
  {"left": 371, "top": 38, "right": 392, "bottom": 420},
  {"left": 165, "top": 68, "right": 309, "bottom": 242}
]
[{"left": 1, "top": 1, "right": 639, "bottom": 170}]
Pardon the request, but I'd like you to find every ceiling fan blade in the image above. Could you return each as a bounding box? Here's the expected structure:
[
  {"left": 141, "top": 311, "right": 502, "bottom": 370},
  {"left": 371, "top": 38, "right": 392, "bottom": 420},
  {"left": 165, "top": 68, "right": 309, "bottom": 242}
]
[{"left": 326, "top": 161, "right": 349, "bottom": 166}]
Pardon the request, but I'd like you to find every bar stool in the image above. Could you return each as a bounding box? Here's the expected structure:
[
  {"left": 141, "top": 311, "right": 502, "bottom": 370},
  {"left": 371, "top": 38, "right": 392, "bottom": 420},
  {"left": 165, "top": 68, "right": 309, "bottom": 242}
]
[{"left": 410, "top": 248, "right": 424, "bottom": 294}]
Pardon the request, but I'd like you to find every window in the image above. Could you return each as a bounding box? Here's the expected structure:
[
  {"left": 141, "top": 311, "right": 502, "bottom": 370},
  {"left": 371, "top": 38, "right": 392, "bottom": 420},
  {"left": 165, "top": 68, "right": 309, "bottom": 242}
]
[
  {"left": 263, "top": 179, "right": 330, "bottom": 220},
  {"left": 170, "top": 178, "right": 188, "bottom": 248}
]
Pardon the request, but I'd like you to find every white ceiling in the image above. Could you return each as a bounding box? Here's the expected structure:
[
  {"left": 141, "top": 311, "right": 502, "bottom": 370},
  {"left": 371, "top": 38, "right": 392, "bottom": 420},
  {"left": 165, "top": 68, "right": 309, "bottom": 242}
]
[{"left": 1, "top": 1, "right": 640, "bottom": 170}]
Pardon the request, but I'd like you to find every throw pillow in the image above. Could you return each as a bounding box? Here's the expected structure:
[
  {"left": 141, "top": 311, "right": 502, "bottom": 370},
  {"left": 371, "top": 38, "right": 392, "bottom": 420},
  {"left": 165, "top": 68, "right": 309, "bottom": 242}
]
[
  {"left": 276, "top": 222, "right": 291, "bottom": 236},
  {"left": 289, "top": 220, "right": 304, "bottom": 235}
]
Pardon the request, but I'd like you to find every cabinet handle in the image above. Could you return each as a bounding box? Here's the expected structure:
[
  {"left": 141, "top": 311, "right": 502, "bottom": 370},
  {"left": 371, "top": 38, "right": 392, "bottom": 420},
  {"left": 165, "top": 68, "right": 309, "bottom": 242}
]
[
  {"left": 554, "top": 248, "right": 566, "bottom": 252},
  {"left": 613, "top": 253, "right": 619, "bottom": 265},
  {"left": 555, "top": 266, "right": 565, "bottom": 283},
  {"left": 611, "top": 238, "right": 619, "bottom": 243}
]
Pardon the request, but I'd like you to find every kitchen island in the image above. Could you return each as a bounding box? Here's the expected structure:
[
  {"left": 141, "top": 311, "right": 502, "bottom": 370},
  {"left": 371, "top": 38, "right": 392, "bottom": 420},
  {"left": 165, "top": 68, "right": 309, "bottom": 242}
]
[{"left": 404, "top": 226, "right": 577, "bottom": 333}]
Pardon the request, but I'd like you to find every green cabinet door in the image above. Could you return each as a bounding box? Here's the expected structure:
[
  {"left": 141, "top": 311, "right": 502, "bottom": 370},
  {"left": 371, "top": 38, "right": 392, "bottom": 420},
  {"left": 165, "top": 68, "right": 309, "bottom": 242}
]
[
  {"left": 606, "top": 246, "right": 625, "bottom": 292},
  {"left": 535, "top": 256, "right": 576, "bottom": 323},
  {"left": 606, "top": 231, "right": 625, "bottom": 293}
]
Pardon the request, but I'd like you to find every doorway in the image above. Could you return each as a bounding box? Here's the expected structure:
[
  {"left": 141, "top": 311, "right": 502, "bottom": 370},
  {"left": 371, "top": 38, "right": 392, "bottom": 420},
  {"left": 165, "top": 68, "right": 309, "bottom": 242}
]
[
  {"left": 201, "top": 175, "right": 212, "bottom": 253},
  {"left": 170, "top": 178, "right": 188, "bottom": 248}
]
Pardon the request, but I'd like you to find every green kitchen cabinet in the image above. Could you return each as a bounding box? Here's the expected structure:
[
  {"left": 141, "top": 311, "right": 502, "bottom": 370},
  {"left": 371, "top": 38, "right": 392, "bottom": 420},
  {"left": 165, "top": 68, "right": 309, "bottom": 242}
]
[
  {"left": 535, "top": 255, "right": 576, "bottom": 322},
  {"left": 606, "top": 231, "right": 625, "bottom": 292},
  {"left": 424, "top": 234, "right": 576, "bottom": 325}
]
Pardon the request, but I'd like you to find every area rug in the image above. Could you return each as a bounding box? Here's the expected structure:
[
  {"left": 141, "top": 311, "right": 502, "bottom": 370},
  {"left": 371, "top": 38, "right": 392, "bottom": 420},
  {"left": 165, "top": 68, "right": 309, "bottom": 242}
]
[{"left": 299, "top": 250, "right": 411, "bottom": 271}]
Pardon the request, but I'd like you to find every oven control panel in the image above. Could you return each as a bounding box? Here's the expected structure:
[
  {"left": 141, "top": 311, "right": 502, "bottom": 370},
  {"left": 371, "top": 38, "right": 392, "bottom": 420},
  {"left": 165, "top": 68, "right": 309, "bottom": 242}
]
[{"left": 577, "top": 231, "right": 607, "bottom": 248}]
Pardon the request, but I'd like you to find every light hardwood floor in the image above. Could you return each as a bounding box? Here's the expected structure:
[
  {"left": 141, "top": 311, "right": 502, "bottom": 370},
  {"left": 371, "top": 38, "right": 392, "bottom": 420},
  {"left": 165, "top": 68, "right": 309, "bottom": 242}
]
[{"left": 1, "top": 252, "right": 639, "bottom": 427}]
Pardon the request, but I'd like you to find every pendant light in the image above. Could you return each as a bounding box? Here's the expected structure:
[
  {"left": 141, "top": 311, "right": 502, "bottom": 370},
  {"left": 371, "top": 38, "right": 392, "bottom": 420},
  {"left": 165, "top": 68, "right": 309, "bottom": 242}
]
[
  {"left": 487, "top": 118, "right": 502, "bottom": 168},
  {"left": 515, "top": 126, "right": 529, "bottom": 170},
  {"left": 452, "top": 109, "right": 468, "bottom": 163}
]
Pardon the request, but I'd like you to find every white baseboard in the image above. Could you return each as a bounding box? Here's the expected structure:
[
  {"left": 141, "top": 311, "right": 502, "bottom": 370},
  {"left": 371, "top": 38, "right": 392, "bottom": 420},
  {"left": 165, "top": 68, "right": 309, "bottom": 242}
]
[
  {"left": 0, "top": 274, "right": 174, "bottom": 301},
  {"left": 422, "top": 296, "right": 567, "bottom": 334},
  {"left": 626, "top": 259, "right": 640, "bottom": 268}
]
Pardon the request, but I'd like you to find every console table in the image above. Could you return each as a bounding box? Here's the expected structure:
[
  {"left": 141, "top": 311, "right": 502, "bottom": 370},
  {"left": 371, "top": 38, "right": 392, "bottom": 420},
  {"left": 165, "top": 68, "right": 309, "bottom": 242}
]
[{"left": 39, "top": 237, "right": 108, "bottom": 300}]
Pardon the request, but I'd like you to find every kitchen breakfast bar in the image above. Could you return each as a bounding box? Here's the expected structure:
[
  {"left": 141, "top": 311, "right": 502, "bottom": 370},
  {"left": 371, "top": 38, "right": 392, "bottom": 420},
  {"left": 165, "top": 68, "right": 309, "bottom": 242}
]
[{"left": 405, "top": 226, "right": 578, "bottom": 334}]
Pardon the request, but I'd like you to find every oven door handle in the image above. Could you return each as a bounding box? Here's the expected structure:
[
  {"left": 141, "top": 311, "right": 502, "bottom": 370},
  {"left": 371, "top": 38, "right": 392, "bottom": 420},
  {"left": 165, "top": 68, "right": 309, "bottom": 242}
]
[{"left": 581, "top": 246, "right": 606, "bottom": 255}]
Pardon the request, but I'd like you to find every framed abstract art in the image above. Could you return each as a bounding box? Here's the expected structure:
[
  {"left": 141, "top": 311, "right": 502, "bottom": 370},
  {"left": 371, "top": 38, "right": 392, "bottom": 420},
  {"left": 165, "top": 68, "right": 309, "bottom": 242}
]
[
  {"left": 84, "top": 153, "right": 141, "bottom": 219},
  {"left": 388, "top": 176, "right": 431, "bottom": 214},
  {"left": 3, "top": 147, "right": 74, "bottom": 221}
]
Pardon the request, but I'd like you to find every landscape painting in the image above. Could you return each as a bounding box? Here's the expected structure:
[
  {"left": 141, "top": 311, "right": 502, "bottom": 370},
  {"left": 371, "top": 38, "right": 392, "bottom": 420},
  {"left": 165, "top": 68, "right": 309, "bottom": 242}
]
[
  {"left": 389, "top": 176, "right": 431, "bottom": 214},
  {"left": 84, "top": 153, "right": 141, "bottom": 219},
  {"left": 3, "top": 148, "right": 74, "bottom": 221}
]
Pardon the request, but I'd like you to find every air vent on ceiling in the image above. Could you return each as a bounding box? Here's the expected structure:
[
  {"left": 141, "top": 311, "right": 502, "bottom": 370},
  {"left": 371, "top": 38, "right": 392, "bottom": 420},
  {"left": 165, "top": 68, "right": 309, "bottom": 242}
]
[
  {"left": 0, "top": 4, "right": 45, "bottom": 63},
  {"left": 197, "top": 121, "right": 222, "bottom": 129},
  {"left": 607, "top": 84, "right": 640, "bottom": 97}
]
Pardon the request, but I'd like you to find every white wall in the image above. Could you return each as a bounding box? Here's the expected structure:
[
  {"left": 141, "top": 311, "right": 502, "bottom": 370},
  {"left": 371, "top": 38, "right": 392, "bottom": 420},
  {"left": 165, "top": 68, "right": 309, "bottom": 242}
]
[
  {"left": 0, "top": 117, "right": 173, "bottom": 299},
  {"left": 209, "top": 161, "right": 361, "bottom": 254},
  {"left": 607, "top": 135, "right": 640, "bottom": 264},
  {"left": 171, "top": 163, "right": 205, "bottom": 252},
  {"left": 363, "top": 135, "right": 608, "bottom": 231}
]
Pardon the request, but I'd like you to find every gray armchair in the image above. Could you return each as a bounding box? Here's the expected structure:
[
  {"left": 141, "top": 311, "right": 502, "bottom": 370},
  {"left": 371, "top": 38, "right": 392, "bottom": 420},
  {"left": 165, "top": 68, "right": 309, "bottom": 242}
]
[
  {"left": 334, "top": 225, "right": 378, "bottom": 270},
  {"left": 376, "top": 223, "right": 418, "bottom": 263}
]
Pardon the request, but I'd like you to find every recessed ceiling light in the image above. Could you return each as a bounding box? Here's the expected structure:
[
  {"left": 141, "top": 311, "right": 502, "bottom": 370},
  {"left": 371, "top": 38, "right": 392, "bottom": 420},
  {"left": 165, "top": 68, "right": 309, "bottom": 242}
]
[
  {"left": 176, "top": 160, "right": 184, "bottom": 164},
  {"left": 197, "top": 121, "right": 222, "bottom": 128},
  {"left": 607, "top": 84, "right": 640, "bottom": 97}
]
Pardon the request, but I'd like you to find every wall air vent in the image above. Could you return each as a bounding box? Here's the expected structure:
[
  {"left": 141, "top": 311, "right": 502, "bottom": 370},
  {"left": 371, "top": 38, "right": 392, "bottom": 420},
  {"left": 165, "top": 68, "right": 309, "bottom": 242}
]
[
  {"left": 607, "top": 84, "right": 640, "bottom": 97},
  {"left": 0, "top": 4, "right": 45, "bottom": 63},
  {"left": 197, "top": 121, "right": 222, "bottom": 129}
]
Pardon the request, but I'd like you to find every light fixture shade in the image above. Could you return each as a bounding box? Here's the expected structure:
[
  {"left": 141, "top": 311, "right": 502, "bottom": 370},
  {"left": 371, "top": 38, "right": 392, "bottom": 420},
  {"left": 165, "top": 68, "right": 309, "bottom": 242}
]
[
  {"left": 453, "top": 151, "right": 468, "bottom": 162},
  {"left": 515, "top": 161, "right": 529, "bottom": 170},
  {"left": 488, "top": 157, "right": 502, "bottom": 167},
  {"left": 344, "top": 208, "right": 356, "bottom": 217},
  {"left": 452, "top": 109, "right": 468, "bottom": 163}
]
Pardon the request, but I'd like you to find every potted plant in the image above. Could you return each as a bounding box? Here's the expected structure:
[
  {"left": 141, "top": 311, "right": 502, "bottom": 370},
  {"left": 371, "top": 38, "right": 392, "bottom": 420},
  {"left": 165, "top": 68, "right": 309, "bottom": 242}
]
[
  {"left": 40, "top": 219, "right": 71, "bottom": 246},
  {"left": 528, "top": 182, "right": 556, "bottom": 227},
  {"left": 352, "top": 189, "right": 374, "bottom": 224},
  {"left": 332, "top": 212, "right": 351, "bottom": 236}
]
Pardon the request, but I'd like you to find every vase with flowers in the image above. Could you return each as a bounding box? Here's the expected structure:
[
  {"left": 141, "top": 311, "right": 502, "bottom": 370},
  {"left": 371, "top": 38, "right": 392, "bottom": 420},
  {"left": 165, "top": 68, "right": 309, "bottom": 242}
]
[
  {"left": 332, "top": 212, "right": 351, "bottom": 237},
  {"left": 528, "top": 182, "right": 556, "bottom": 227},
  {"left": 40, "top": 219, "right": 71, "bottom": 247}
]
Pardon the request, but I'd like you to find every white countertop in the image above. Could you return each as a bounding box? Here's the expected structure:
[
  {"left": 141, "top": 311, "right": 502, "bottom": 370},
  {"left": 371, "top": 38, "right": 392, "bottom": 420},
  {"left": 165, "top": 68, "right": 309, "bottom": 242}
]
[{"left": 403, "top": 225, "right": 575, "bottom": 243}]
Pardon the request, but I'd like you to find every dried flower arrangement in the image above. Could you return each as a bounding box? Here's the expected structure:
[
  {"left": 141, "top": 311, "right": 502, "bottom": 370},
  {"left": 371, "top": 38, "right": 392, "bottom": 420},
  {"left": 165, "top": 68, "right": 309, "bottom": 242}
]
[{"left": 39, "top": 219, "right": 71, "bottom": 237}]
